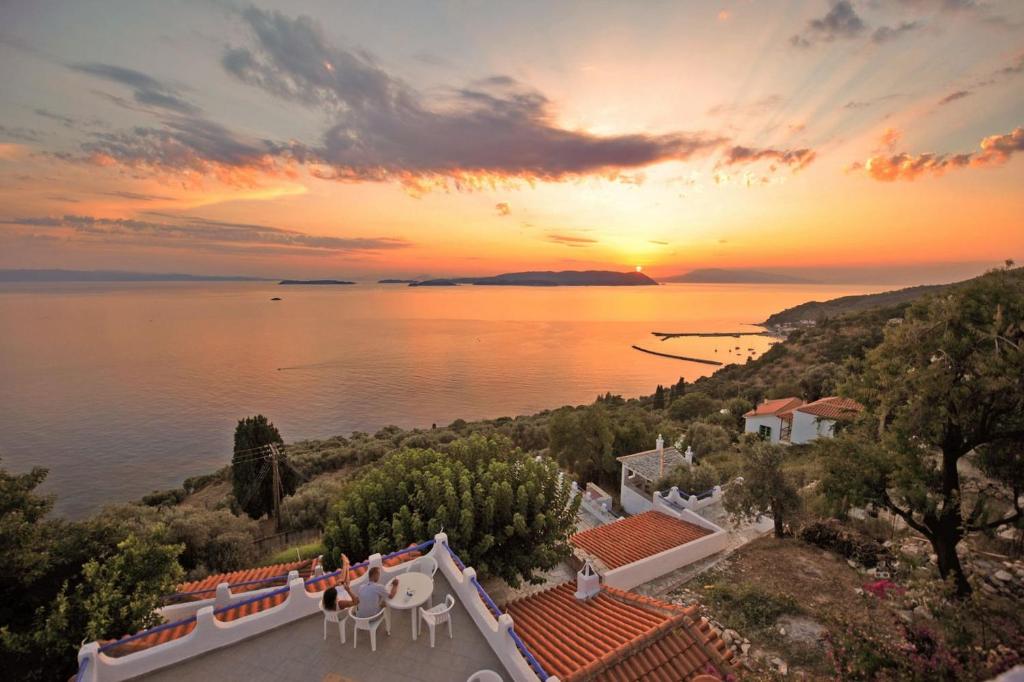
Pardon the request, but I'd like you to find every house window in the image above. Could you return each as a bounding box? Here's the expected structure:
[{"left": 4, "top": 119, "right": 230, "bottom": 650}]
[{"left": 758, "top": 424, "right": 772, "bottom": 440}]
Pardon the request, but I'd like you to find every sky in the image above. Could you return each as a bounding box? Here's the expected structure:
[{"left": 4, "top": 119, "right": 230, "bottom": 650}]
[{"left": 0, "top": 0, "right": 1022, "bottom": 284}]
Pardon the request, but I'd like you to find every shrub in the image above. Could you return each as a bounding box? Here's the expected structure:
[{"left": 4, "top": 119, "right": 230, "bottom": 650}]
[{"left": 799, "top": 519, "right": 889, "bottom": 567}]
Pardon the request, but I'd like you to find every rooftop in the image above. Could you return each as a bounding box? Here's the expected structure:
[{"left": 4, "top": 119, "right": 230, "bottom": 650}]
[
  {"left": 570, "top": 511, "right": 713, "bottom": 570},
  {"left": 136, "top": 576, "right": 505, "bottom": 682},
  {"left": 794, "top": 396, "right": 865, "bottom": 421},
  {"left": 616, "top": 445, "right": 685, "bottom": 482},
  {"left": 743, "top": 397, "right": 804, "bottom": 419},
  {"left": 505, "top": 582, "right": 732, "bottom": 681}
]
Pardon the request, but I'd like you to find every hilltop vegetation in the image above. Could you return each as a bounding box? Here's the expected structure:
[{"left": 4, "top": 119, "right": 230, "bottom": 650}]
[{"left": 762, "top": 281, "right": 953, "bottom": 327}]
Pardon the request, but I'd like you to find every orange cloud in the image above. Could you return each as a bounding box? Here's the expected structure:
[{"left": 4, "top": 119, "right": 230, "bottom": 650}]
[{"left": 851, "top": 126, "right": 1024, "bottom": 182}]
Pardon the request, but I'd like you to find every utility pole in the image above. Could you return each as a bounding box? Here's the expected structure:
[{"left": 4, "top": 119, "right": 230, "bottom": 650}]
[{"left": 269, "top": 443, "right": 283, "bottom": 530}]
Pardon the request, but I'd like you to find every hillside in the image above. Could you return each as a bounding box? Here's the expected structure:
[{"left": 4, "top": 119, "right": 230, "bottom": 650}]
[
  {"left": 414, "top": 270, "right": 657, "bottom": 286},
  {"left": 761, "top": 281, "right": 953, "bottom": 326},
  {"left": 660, "top": 268, "right": 814, "bottom": 284}
]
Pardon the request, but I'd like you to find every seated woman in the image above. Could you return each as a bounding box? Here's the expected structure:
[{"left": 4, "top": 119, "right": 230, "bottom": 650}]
[{"left": 322, "top": 554, "right": 358, "bottom": 611}]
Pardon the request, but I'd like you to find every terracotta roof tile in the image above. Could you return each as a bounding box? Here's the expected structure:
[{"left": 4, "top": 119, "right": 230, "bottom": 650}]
[
  {"left": 795, "top": 396, "right": 864, "bottom": 421},
  {"left": 743, "top": 397, "right": 803, "bottom": 418},
  {"left": 171, "top": 558, "right": 318, "bottom": 603},
  {"left": 506, "top": 583, "right": 732, "bottom": 682},
  {"left": 571, "top": 511, "right": 712, "bottom": 569}
]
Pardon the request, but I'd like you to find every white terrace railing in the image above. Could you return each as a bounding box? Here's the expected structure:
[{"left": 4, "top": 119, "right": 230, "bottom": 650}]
[
  {"left": 75, "top": 533, "right": 557, "bottom": 682},
  {"left": 653, "top": 484, "right": 724, "bottom": 512}
]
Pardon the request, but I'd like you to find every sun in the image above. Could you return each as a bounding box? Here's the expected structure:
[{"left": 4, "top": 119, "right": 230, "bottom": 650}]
[{"left": 635, "top": 265, "right": 643, "bottom": 272}]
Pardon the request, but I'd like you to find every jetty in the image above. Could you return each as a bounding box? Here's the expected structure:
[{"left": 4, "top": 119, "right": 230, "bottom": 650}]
[
  {"left": 631, "top": 345, "right": 723, "bottom": 366},
  {"left": 651, "top": 330, "right": 771, "bottom": 340}
]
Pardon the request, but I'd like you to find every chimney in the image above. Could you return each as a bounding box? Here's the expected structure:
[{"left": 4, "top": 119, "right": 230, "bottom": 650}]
[
  {"left": 656, "top": 433, "right": 665, "bottom": 478},
  {"left": 574, "top": 560, "right": 600, "bottom": 600}
]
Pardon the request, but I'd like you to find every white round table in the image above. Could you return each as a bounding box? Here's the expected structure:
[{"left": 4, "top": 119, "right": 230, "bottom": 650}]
[{"left": 386, "top": 572, "right": 434, "bottom": 640}]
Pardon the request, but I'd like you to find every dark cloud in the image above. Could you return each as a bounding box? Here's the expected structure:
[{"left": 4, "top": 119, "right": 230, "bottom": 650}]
[
  {"left": 0, "top": 124, "right": 42, "bottom": 142},
  {"left": 70, "top": 63, "right": 201, "bottom": 115},
  {"left": 0, "top": 213, "right": 411, "bottom": 254},
  {"left": 938, "top": 90, "right": 972, "bottom": 106},
  {"left": 871, "top": 21, "right": 921, "bottom": 43},
  {"left": 790, "top": 1, "right": 866, "bottom": 48},
  {"left": 34, "top": 108, "right": 76, "bottom": 127},
  {"left": 849, "top": 126, "right": 1024, "bottom": 181},
  {"left": 843, "top": 93, "right": 904, "bottom": 109},
  {"left": 546, "top": 234, "right": 598, "bottom": 246},
  {"left": 495, "top": 202, "right": 511, "bottom": 216},
  {"left": 719, "top": 145, "right": 817, "bottom": 171},
  {"left": 219, "top": 7, "right": 724, "bottom": 186},
  {"left": 76, "top": 115, "right": 300, "bottom": 184}
]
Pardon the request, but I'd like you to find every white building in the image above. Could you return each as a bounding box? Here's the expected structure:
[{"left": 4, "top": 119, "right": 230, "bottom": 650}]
[
  {"left": 744, "top": 396, "right": 863, "bottom": 445},
  {"left": 742, "top": 397, "right": 804, "bottom": 444},
  {"left": 789, "top": 396, "right": 864, "bottom": 444},
  {"left": 615, "top": 435, "right": 691, "bottom": 516}
]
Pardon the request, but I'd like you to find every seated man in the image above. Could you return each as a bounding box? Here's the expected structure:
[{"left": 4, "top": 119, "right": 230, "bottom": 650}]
[{"left": 355, "top": 566, "right": 398, "bottom": 618}]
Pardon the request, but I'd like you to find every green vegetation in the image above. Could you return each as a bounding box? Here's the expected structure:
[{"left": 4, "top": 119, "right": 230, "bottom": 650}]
[
  {"left": 322, "top": 435, "right": 580, "bottom": 586},
  {"left": 232, "top": 415, "right": 298, "bottom": 520},
  {"left": 762, "top": 280, "right": 951, "bottom": 327},
  {"left": 820, "top": 265, "right": 1024, "bottom": 596},
  {"left": 724, "top": 438, "right": 802, "bottom": 538}
]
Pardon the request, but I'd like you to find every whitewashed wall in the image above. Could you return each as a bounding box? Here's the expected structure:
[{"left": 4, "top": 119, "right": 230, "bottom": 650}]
[
  {"left": 790, "top": 411, "right": 835, "bottom": 444},
  {"left": 619, "top": 466, "right": 653, "bottom": 516},
  {"left": 742, "top": 415, "right": 783, "bottom": 443}
]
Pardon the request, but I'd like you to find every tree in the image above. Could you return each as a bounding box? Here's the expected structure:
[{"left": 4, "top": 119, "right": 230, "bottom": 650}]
[
  {"left": 653, "top": 385, "right": 666, "bottom": 410},
  {"left": 655, "top": 463, "right": 721, "bottom": 495},
  {"left": 322, "top": 435, "right": 580, "bottom": 587},
  {"left": 724, "top": 438, "right": 801, "bottom": 538},
  {"left": 547, "top": 404, "right": 616, "bottom": 487},
  {"left": 231, "top": 415, "right": 298, "bottom": 519},
  {"left": 682, "top": 421, "right": 733, "bottom": 458},
  {"left": 668, "top": 391, "right": 717, "bottom": 423},
  {"left": 800, "top": 363, "right": 839, "bottom": 402},
  {"left": 821, "top": 267, "right": 1024, "bottom": 596},
  {"left": 0, "top": 461, "right": 186, "bottom": 681},
  {"left": 611, "top": 409, "right": 655, "bottom": 458}
]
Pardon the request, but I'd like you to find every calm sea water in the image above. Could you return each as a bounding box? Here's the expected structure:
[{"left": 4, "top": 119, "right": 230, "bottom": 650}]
[{"left": 0, "top": 281, "right": 887, "bottom": 517}]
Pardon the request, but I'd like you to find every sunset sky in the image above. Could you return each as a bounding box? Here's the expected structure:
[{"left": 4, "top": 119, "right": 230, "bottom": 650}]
[{"left": 0, "top": 0, "right": 1022, "bottom": 283}]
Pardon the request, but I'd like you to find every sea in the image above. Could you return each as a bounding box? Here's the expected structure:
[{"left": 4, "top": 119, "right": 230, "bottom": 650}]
[{"left": 0, "top": 280, "right": 890, "bottom": 517}]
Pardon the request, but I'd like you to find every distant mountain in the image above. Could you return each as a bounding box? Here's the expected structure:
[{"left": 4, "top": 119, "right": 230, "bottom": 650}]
[
  {"left": 414, "top": 270, "right": 657, "bottom": 287},
  {"left": 378, "top": 279, "right": 419, "bottom": 284},
  {"left": 660, "top": 268, "right": 815, "bottom": 284},
  {"left": 0, "top": 269, "right": 267, "bottom": 282},
  {"left": 279, "top": 279, "right": 356, "bottom": 285}
]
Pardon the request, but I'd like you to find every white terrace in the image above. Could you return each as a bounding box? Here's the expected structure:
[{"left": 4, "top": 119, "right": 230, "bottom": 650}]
[{"left": 74, "top": 534, "right": 548, "bottom": 682}]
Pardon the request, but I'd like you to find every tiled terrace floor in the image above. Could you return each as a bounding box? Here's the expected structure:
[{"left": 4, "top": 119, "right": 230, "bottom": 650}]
[{"left": 137, "top": 580, "right": 506, "bottom": 682}]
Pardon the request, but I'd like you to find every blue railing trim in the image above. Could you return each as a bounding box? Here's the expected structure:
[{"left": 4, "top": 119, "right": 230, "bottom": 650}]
[
  {"left": 442, "top": 540, "right": 548, "bottom": 680},
  {"left": 75, "top": 657, "right": 89, "bottom": 682},
  {"left": 304, "top": 539, "right": 435, "bottom": 587},
  {"left": 509, "top": 628, "right": 550, "bottom": 680}
]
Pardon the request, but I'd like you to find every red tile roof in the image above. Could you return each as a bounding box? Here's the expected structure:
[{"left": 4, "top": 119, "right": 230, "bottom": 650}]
[
  {"left": 506, "top": 582, "right": 733, "bottom": 682},
  {"left": 570, "top": 511, "right": 712, "bottom": 569},
  {"left": 101, "top": 551, "right": 420, "bottom": 658},
  {"left": 795, "top": 396, "right": 864, "bottom": 421},
  {"left": 743, "top": 397, "right": 803, "bottom": 418},
  {"left": 171, "top": 558, "right": 319, "bottom": 603}
]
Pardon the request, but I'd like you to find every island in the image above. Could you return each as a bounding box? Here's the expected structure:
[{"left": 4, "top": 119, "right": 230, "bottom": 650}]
[
  {"left": 278, "top": 279, "right": 356, "bottom": 286},
  {"left": 411, "top": 270, "right": 657, "bottom": 287},
  {"left": 378, "top": 279, "right": 419, "bottom": 284}
]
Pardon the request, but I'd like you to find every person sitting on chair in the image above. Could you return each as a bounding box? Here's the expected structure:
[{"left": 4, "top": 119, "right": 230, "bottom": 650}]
[
  {"left": 322, "top": 554, "right": 358, "bottom": 612},
  {"left": 355, "top": 566, "right": 398, "bottom": 617}
]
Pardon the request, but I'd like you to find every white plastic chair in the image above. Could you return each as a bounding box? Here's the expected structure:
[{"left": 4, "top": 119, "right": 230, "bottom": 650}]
[
  {"left": 320, "top": 599, "right": 347, "bottom": 644},
  {"left": 466, "top": 670, "right": 503, "bottom": 682},
  {"left": 418, "top": 594, "right": 455, "bottom": 648},
  {"left": 348, "top": 606, "right": 389, "bottom": 651},
  {"left": 407, "top": 555, "right": 438, "bottom": 577}
]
